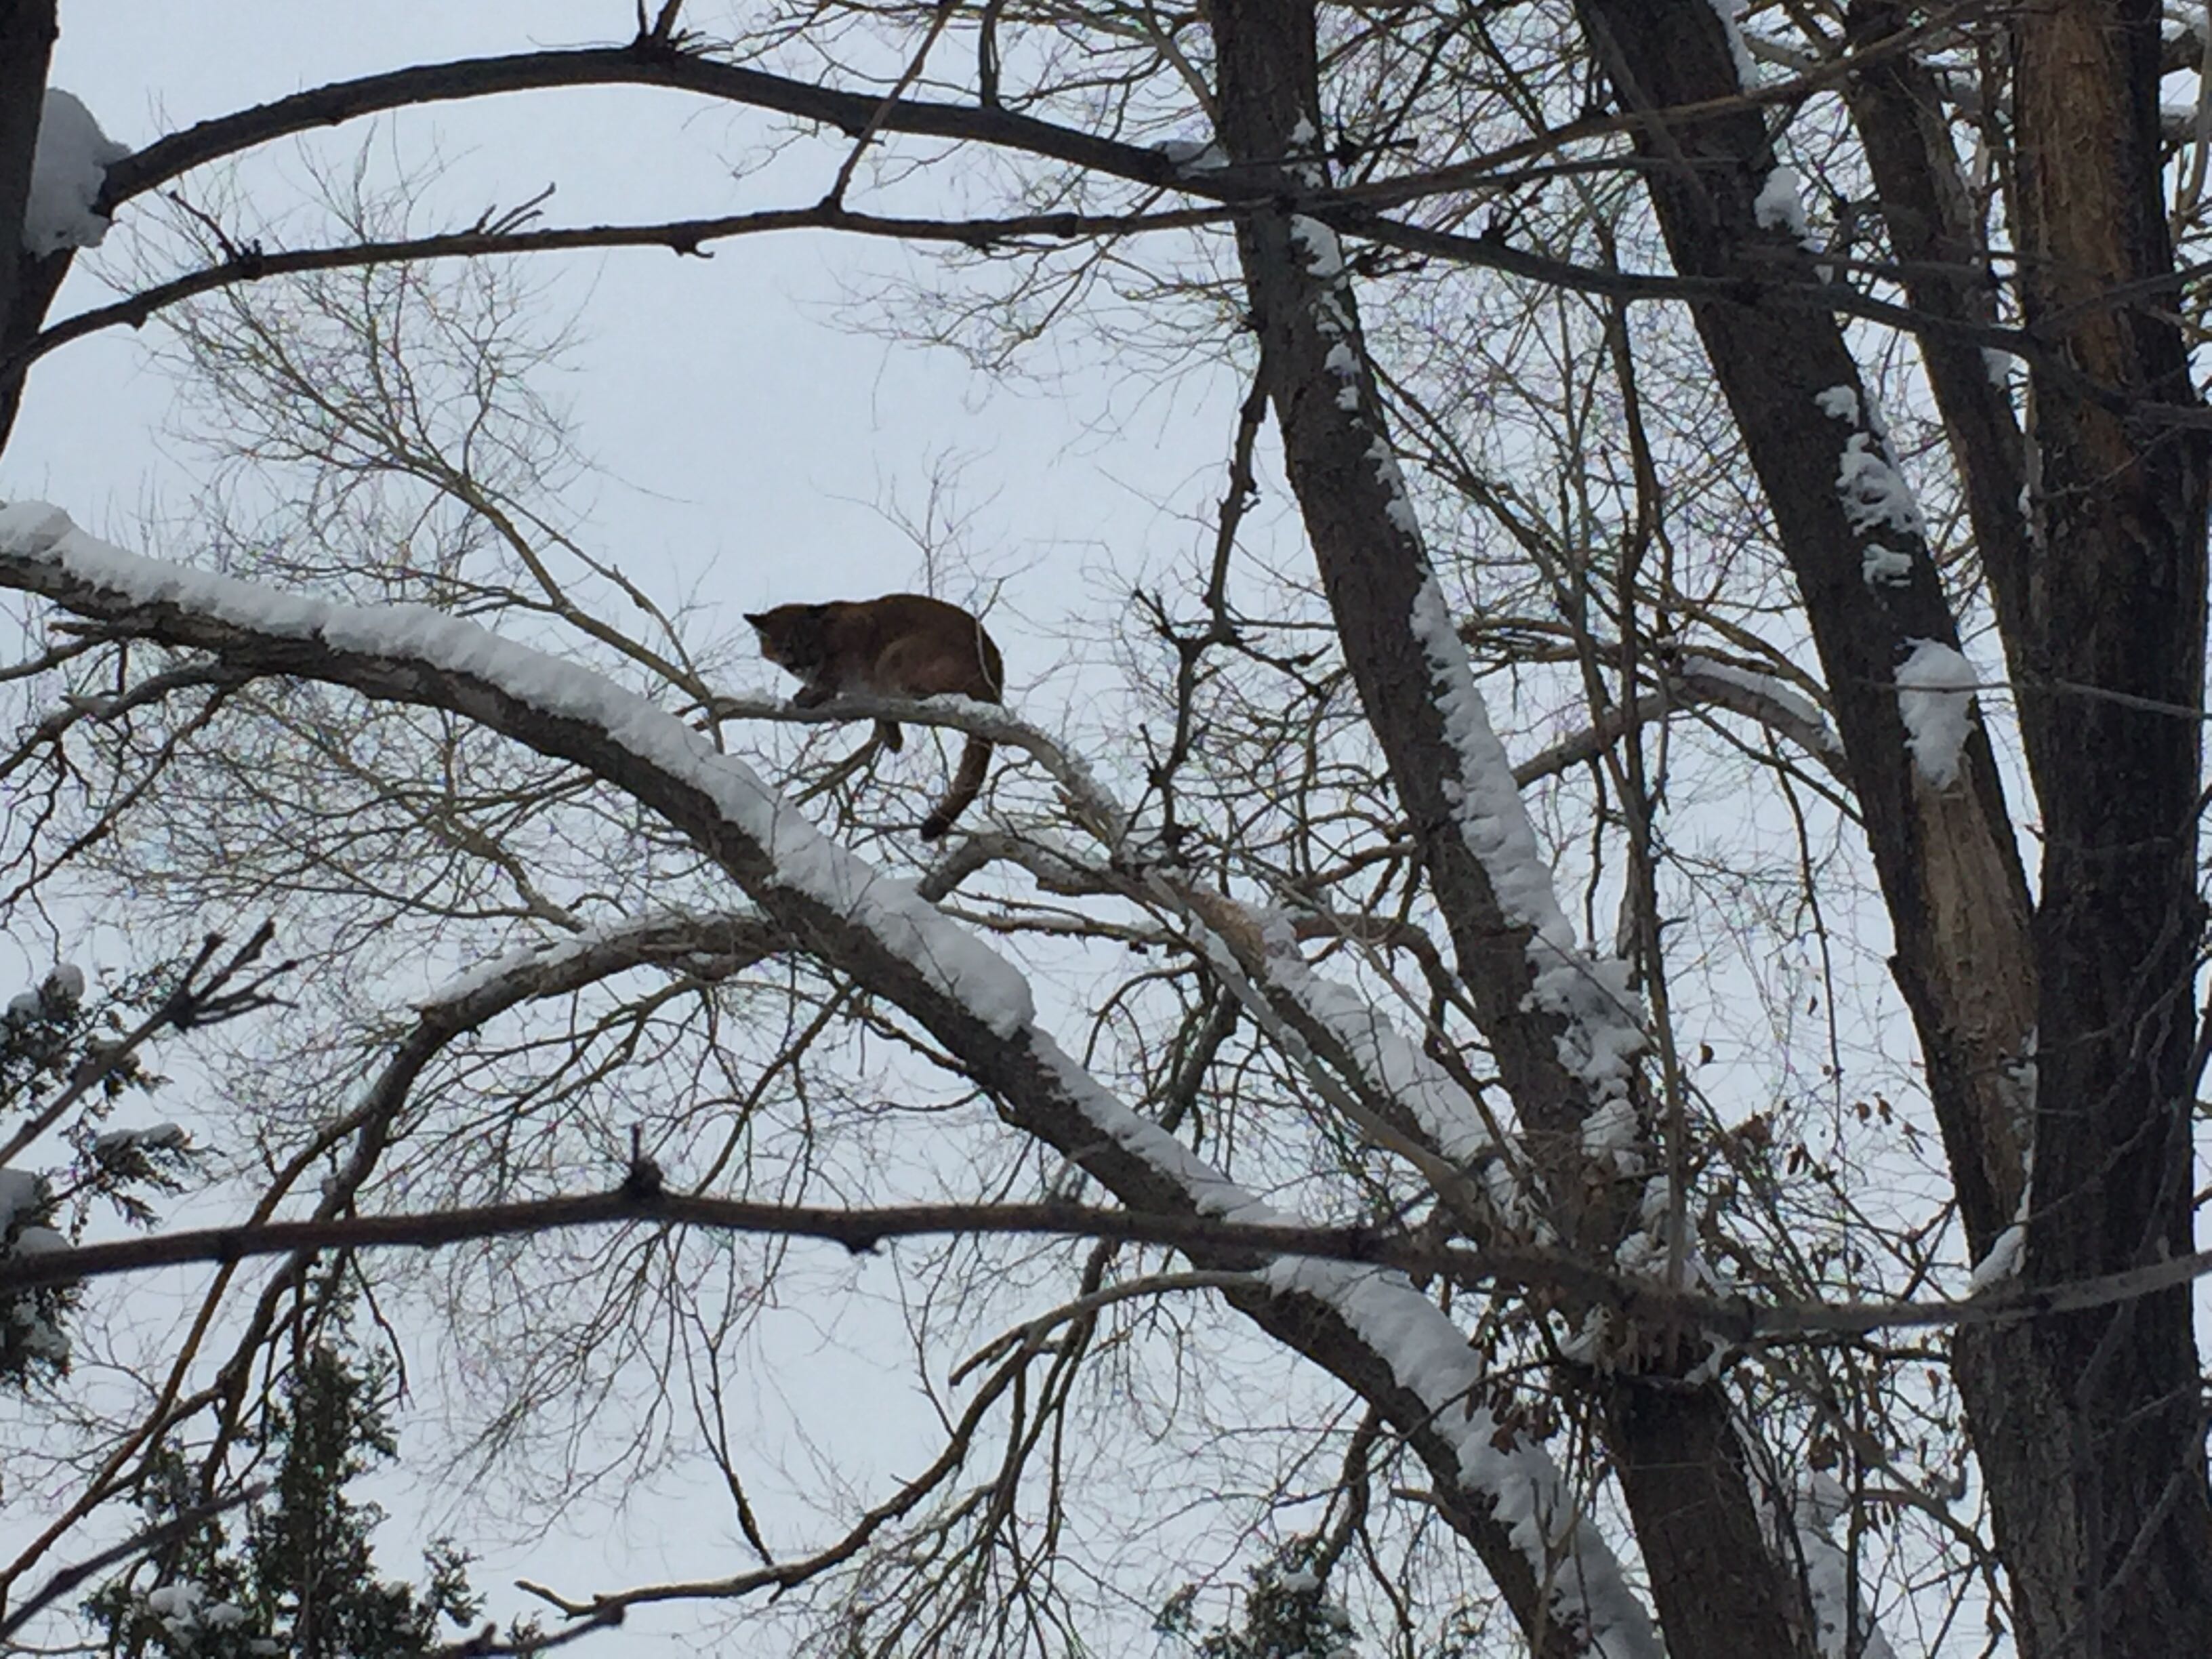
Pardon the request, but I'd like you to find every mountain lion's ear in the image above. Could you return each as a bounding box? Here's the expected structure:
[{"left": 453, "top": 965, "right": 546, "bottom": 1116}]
[{"left": 743, "top": 612, "right": 766, "bottom": 626}]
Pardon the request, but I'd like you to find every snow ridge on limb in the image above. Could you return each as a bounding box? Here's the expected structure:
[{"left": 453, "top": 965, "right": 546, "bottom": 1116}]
[
  {"left": 1032, "top": 1034, "right": 1656, "bottom": 1659},
  {"left": 24, "top": 91, "right": 129, "bottom": 257},
  {"left": 414, "top": 908, "right": 780, "bottom": 1011},
  {"left": 1672, "top": 653, "right": 1843, "bottom": 756},
  {"left": 1253, "top": 923, "right": 1499, "bottom": 1163},
  {"left": 1158, "top": 882, "right": 1549, "bottom": 1239},
  {"left": 1171, "top": 887, "right": 1500, "bottom": 1166},
  {"left": 1752, "top": 164, "right": 1819, "bottom": 252},
  {"left": 1265, "top": 1255, "right": 1660, "bottom": 1659},
  {"left": 1739, "top": 1418, "right": 1905, "bottom": 1659},
  {"left": 708, "top": 684, "right": 1130, "bottom": 846},
  {"left": 1893, "top": 638, "right": 1979, "bottom": 789},
  {"left": 0, "top": 501, "right": 1033, "bottom": 1035},
  {"left": 1813, "top": 383, "right": 1928, "bottom": 589},
  {"left": 1405, "top": 577, "right": 1645, "bottom": 1122},
  {"left": 0, "top": 504, "right": 1660, "bottom": 1656}
]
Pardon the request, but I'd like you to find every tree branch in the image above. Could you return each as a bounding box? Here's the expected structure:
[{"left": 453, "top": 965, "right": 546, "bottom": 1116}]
[
  {"left": 0, "top": 504, "right": 1658, "bottom": 1646},
  {"left": 15, "top": 1185, "right": 2212, "bottom": 1345}
]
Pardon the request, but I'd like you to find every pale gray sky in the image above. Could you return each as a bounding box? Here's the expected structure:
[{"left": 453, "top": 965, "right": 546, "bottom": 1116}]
[
  {"left": 2, "top": 3, "right": 1265, "bottom": 1647},
  {"left": 8, "top": 0, "right": 1244, "bottom": 648}
]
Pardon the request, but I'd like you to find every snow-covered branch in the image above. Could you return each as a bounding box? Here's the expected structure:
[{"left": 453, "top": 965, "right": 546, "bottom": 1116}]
[
  {"left": 711, "top": 687, "right": 1129, "bottom": 844},
  {"left": 1153, "top": 878, "right": 1543, "bottom": 1240},
  {"left": 0, "top": 504, "right": 1659, "bottom": 1654}
]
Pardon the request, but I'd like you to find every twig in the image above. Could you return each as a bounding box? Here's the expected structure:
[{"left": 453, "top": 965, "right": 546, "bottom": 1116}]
[
  {"left": 824, "top": 0, "right": 961, "bottom": 208},
  {"left": 0, "top": 923, "right": 292, "bottom": 1169},
  {"left": 949, "top": 1269, "right": 1251, "bottom": 1382},
  {"left": 433, "top": 1607, "right": 623, "bottom": 1657}
]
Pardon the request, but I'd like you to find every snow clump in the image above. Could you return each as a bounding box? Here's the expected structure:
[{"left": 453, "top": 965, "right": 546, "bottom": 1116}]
[
  {"left": 24, "top": 90, "right": 129, "bottom": 255},
  {"left": 1894, "top": 640, "right": 1980, "bottom": 788}
]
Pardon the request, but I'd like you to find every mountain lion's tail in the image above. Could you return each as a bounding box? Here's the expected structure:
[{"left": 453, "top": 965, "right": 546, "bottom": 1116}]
[{"left": 920, "top": 735, "right": 992, "bottom": 840}]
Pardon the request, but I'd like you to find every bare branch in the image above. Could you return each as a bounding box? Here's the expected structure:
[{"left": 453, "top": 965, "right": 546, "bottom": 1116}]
[
  {"left": 0, "top": 1485, "right": 262, "bottom": 1645},
  {"left": 14, "top": 1183, "right": 2212, "bottom": 1345},
  {"left": 0, "top": 922, "right": 291, "bottom": 1168}
]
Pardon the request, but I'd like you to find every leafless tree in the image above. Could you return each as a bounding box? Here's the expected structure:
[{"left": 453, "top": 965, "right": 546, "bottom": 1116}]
[{"left": 3, "top": 3, "right": 2210, "bottom": 1656}]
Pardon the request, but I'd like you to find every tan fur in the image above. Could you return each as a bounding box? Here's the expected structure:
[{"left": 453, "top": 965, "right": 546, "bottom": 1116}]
[{"left": 745, "top": 594, "right": 1005, "bottom": 839}]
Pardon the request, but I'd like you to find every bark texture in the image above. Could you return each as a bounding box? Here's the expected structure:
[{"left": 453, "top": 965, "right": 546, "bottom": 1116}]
[
  {"left": 1572, "top": 1, "right": 2212, "bottom": 1651},
  {"left": 0, "top": 0, "right": 59, "bottom": 442},
  {"left": 1572, "top": 0, "right": 2037, "bottom": 1260},
  {"left": 1209, "top": 4, "right": 1815, "bottom": 1653},
  {"left": 1843, "top": 1, "right": 2041, "bottom": 781},
  {"left": 1991, "top": 4, "right": 2212, "bottom": 1652}
]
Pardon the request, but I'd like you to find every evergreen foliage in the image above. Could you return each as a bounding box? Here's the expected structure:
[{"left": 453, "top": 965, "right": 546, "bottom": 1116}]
[
  {"left": 1158, "top": 1539, "right": 1362, "bottom": 1659},
  {"left": 87, "top": 1324, "right": 494, "bottom": 1658}
]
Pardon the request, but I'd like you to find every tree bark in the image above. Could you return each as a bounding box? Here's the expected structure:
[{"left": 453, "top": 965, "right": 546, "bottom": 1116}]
[
  {"left": 1843, "top": 1, "right": 2041, "bottom": 783},
  {"left": 1992, "top": 4, "right": 2212, "bottom": 1651},
  {"left": 1208, "top": 4, "right": 1816, "bottom": 1654},
  {"left": 0, "top": 0, "right": 58, "bottom": 443},
  {"left": 1570, "top": 1, "right": 2212, "bottom": 1650},
  {"left": 1572, "top": 0, "right": 2037, "bottom": 1261}
]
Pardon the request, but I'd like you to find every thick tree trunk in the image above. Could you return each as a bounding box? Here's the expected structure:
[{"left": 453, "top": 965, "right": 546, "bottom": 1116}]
[
  {"left": 1208, "top": 5, "right": 1815, "bottom": 1654},
  {"left": 1572, "top": 0, "right": 2037, "bottom": 1259},
  {"left": 1843, "top": 1, "right": 2041, "bottom": 783},
  {"left": 1995, "top": 4, "right": 2212, "bottom": 1652},
  {"left": 1204, "top": 0, "right": 1586, "bottom": 1189},
  {"left": 0, "top": 3, "right": 55, "bottom": 352},
  {"left": 0, "top": 1, "right": 61, "bottom": 451},
  {"left": 1571, "top": 1, "right": 2212, "bottom": 1650}
]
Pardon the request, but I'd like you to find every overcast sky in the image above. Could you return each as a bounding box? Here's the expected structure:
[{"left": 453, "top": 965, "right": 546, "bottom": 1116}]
[
  {"left": 15, "top": 9, "right": 2212, "bottom": 1655},
  {"left": 2, "top": 3, "right": 1274, "bottom": 1646},
  {"left": 7, "top": 0, "right": 1245, "bottom": 661}
]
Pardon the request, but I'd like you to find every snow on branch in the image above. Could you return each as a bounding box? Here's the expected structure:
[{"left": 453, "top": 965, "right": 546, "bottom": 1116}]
[
  {"left": 1406, "top": 577, "right": 1646, "bottom": 1128},
  {"left": 24, "top": 91, "right": 130, "bottom": 257},
  {"left": 1506, "top": 654, "right": 1847, "bottom": 787},
  {"left": 1242, "top": 914, "right": 1500, "bottom": 1163},
  {"left": 1157, "top": 880, "right": 1545, "bottom": 1240},
  {"left": 0, "top": 504, "right": 1658, "bottom": 1652},
  {"left": 1894, "top": 639, "right": 1980, "bottom": 789},
  {"left": 0, "top": 501, "right": 1031, "bottom": 1036},
  {"left": 1671, "top": 653, "right": 1845, "bottom": 765},
  {"left": 0, "top": 923, "right": 289, "bottom": 1170},
  {"left": 1813, "top": 382, "right": 1931, "bottom": 590},
  {"left": 1704, "top": 0, "right": 1760, "bottom": 88},
  {"left": 327, "top": 908, "right": 783, "bottom": 1210},
  {"left": 414, "top": 907, "right": 782, "bottom": 1012},
  {"left": 710, "top": 686, "right": 1129, "bottom": 844}
]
